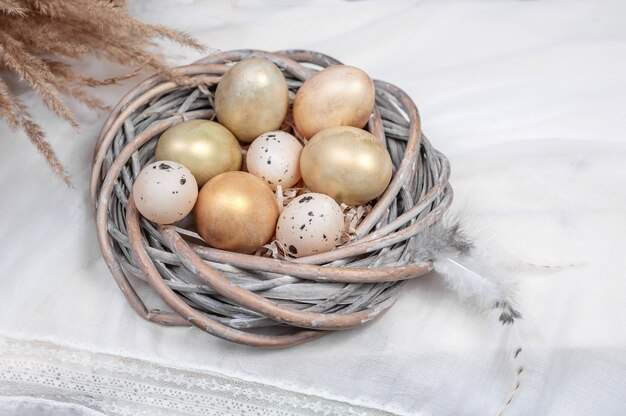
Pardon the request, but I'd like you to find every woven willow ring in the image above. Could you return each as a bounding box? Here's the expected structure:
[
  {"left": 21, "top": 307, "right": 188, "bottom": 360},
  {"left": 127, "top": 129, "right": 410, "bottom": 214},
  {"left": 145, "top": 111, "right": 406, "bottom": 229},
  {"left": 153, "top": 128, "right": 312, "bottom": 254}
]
[{"left": 91, "top": 49, "right": 452, "bottom": 348}]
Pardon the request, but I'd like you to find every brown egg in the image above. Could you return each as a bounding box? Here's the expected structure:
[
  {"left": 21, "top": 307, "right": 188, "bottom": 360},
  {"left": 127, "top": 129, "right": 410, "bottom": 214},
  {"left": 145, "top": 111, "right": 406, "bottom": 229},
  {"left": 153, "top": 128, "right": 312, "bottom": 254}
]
[
  {"left": 300, "top": 126, "right": 393, "bottom": 206},
  {"left": 293, "top": 65, "right": 375, "bottom": 139},
  {"left": 214, "top": 58, "right": 289, "bottom": 143},
  {"left": 194, "top": 171, "right": 279, "bottom": 254}
]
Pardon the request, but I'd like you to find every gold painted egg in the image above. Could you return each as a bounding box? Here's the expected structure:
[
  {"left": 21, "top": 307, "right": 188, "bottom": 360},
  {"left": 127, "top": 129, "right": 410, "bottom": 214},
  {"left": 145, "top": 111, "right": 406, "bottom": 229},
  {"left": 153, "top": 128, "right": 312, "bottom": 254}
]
[
  {"left": 293, "top": 65, "right": 375, "bottom": 139},
  {"left": 300, "top": 126, "right": 392, "bottom": 206},
  {"left": 155, "top": 119, "right": 242, "bottom": 187},
  {"left": 194, "top": 171, "right": 279, "bottom": 254},
  {"left": 215, "top": 58, "right": 289, "bottom": 143}
]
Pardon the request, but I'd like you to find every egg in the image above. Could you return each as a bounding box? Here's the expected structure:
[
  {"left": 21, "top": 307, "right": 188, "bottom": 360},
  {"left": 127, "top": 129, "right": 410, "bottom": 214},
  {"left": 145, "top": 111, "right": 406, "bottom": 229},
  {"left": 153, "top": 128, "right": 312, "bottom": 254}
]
[
  {"left": 194, "top": 171, "right": 279, "bottom": 254},
  {"left": 133, "top": 161, "right": 198, "bottom": 224},
  {"left": 300, "top": 126, "right": 393, "bottom": 206},
  {"left": 246, "top": 131, "right": 303, "bottom": 190},
  {"left": 215, "top": 58, "right": 289, "bottom": 143},
  {"left": 293, "top": 65, "right": 375, "bottom": 139},
  {"left": 155, "top": 120, "right": 242, "bottom": 187},
  {"left": 276, "top": 193, "right": 344, "bottom": 257}
]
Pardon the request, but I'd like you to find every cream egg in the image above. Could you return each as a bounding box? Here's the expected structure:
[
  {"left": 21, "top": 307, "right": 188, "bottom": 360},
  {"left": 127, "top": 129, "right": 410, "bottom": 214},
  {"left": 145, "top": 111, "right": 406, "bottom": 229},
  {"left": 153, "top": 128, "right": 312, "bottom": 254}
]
[
  {"left": 133, "top": 161, "right": 198, "bottom": 224},
  {"left": 276, "top": 193, "right": 344, "bottom": 257},
  {"left": 246, "top": 131, "right": 303, "bottom": 190}
]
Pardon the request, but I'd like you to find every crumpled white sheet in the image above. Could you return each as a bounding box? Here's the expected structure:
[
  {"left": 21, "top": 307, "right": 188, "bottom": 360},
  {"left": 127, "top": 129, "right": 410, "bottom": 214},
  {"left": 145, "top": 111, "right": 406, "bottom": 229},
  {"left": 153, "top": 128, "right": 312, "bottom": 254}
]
[{"left": 1, "top": 0, "right": 625, "bottom": 415}]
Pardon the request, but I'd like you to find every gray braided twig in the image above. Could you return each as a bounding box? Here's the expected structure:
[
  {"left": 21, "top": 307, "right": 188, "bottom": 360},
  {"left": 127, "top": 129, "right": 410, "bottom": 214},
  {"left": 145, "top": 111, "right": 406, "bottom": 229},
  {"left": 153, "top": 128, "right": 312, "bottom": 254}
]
[{"left": 91, "top": 49, "right": 452, "bottom": 347}]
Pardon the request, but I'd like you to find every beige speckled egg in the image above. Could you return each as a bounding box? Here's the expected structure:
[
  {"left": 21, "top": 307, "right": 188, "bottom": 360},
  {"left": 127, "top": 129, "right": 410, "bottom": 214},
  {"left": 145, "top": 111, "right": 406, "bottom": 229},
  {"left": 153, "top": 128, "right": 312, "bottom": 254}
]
[
  {"left": 133, "top": 161, "right": 198, "bottom": 224},
  {"left": 293, "top": 65, "right": 375, "bottom": 139},
  {"left": 246, "top": 131, "right": 303, "bottom": 190},
  {"left": 276, "top": 193, "right": 344, "bottom": 257},
  {"left": 215, "top": 58, "right": 289, "bottom": 143}
]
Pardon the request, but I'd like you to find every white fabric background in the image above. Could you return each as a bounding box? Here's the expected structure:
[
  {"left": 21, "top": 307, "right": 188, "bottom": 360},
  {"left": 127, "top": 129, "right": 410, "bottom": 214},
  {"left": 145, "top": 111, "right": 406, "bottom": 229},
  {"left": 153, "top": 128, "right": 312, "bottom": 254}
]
[{"left": 1, "top": 0, "right": 626, "bottom": 415}]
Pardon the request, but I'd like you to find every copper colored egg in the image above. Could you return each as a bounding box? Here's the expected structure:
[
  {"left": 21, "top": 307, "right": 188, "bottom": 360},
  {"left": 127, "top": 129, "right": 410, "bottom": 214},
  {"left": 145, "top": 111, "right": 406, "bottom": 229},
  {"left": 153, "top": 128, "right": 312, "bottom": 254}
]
[
  {"left": 293, "top": 65, "right": 375, "bottom": 139},
  {"left": 215, "top": 58, "right": 289, "bottom": 143},
  {"left": 300, "top": 126, "right": 392, "bottom": 206},
  {"left": 194, "top": 171, "right": 279, "bottom": 254}
]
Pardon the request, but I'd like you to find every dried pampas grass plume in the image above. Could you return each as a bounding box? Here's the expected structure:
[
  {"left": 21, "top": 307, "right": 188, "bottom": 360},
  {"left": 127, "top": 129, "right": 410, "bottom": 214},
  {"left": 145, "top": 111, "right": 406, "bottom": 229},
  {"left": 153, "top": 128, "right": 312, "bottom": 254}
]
[{"left": 0, "top": 0, "right": 206, "bottom": 186}]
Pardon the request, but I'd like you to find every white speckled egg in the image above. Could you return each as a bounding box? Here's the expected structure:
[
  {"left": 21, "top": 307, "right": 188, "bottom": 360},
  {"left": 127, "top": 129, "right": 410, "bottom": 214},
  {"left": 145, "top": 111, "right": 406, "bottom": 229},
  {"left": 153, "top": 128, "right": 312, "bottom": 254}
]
[
  {"left": 133, "top": 161, "right": 198, "bottom": 224},
  {"left": 246, "top": 131, "right": 303, "bottom": 190},
  {"left": 276, "top": 193, "right": 344, "bottom": 257}
]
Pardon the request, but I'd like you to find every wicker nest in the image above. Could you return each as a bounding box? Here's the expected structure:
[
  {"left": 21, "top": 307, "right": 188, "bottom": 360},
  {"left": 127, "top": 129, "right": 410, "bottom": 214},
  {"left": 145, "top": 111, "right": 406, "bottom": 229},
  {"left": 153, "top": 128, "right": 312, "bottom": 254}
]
[{"left": 91, "top": 49, "right": 452, "bottom": 348}]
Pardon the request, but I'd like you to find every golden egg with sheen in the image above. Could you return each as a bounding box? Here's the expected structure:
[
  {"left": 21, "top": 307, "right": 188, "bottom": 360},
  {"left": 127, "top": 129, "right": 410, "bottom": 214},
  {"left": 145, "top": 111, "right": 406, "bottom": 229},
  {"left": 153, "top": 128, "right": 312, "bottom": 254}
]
[
  {"left": 293, "top": 65, "right": 375, "bottom": 139},
  {"left": 215, "top": 58, "right": 289, "bottom": 143},
  {"left": 300, "top": 126, "right": 393, "bottom": 206},
  {"left": 156, "top": 119, "right": 242, "bottom": 187},
  {"left": 194, "top": 171, "right": 279, "bottom": 254}
]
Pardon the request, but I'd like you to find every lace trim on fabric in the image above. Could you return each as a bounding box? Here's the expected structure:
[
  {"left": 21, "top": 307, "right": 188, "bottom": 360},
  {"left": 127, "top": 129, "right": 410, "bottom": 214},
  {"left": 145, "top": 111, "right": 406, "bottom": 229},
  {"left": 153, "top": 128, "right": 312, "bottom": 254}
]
[{"left": 0, "top": 335, "right": 393, "bottom": 416}]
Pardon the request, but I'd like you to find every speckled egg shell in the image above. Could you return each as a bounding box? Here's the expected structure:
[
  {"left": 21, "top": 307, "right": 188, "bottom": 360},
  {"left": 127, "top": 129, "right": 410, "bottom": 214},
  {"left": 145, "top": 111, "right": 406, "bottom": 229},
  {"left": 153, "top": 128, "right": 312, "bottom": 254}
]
[
  {"left": 276, "top": 193, "right": 344, "bottom": 257},
  {"left": 246, "top": 131, "right": 303, "bottom": 190},
  {"left": 132, "top": 161, "right": 198, "bottom": 224}
]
